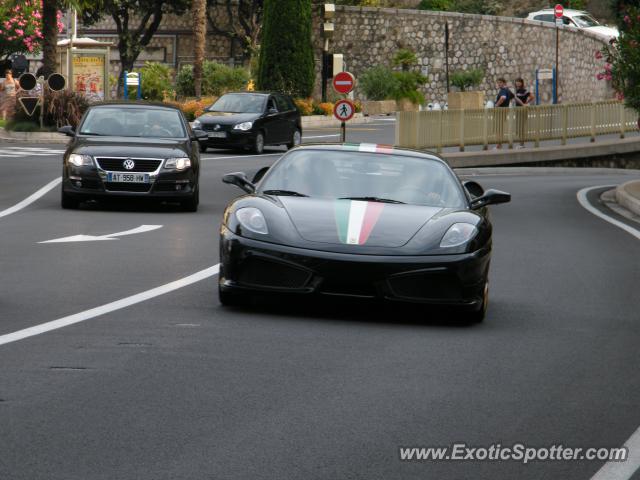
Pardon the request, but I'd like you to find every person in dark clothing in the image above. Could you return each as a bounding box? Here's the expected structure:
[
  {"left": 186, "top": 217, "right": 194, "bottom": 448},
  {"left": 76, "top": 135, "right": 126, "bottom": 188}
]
[
  {"left": 493, "top": 78, "right": 513, "bottom": 149},
  {"left": 514, "top": 77, "right": 534, "bottom": 148}
]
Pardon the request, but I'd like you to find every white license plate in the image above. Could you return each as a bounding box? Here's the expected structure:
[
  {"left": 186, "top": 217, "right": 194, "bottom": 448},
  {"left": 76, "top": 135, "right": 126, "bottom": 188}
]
[
  {"left": 107, "top": 172, "right": 149, "bottom": 183},
  {"left": 208, "top": 132, "right": 227, "bottom": 138}
]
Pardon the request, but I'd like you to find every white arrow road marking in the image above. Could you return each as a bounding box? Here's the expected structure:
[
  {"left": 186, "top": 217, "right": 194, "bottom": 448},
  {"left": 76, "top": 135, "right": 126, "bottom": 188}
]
[
  {"left": 0, "top": 177, "right": 61, "bottom": 219},
  {"left": 0, "top": 264, "right": 220, "bottom": 347},
  {"left": 39, "top": 224, "right": 163, "bottom": 243}
]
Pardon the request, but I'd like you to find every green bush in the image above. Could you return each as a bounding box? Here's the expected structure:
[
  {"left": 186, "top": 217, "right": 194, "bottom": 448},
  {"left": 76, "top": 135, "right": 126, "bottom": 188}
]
[
  {"left": 359, "top": 66, "right": 399, "bottom": 101},
  {"left": 418, "top": 0, "right": 453, "bottom": 10},
  {"left": 133, "top": 62, "right": 174, "bottom": 101},
  {"left": 418, "top": 0, "right": 500, "bottom": 14},
  {"left": 392, "top": 48, "right": 418, "bottom": 72},
  {"left": 450, "top": 69, "right": 484, "bottom": 92},
  {"left": 176, "top": 61, "right": 249, "bottom": 98},
  {"left": 392, "top": 71, "right": 427, "bottom": 104},
  {"left": 257, "top": 0, "right": 315, "bottom": 97}
]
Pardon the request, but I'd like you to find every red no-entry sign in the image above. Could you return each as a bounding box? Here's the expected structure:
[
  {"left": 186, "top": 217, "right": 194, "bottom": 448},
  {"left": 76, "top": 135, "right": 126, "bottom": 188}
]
[
  {"left": 333, "top": 71, "right": 355, "bottom": 94},
  {"left": 554, "top": 4, "right": 564, "bottom": 18}
]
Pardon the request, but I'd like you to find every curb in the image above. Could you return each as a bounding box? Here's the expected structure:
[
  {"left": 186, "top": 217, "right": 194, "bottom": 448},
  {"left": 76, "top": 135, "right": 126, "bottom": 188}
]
[
  {"left": 616, "top": 180, "right": 640, "bottom": 217},
  {"left": 0, "top": 129, "right": 68, "bottom": 145},
  {"left": 441, "top": 135, "right": 640, "bottom": 168}
]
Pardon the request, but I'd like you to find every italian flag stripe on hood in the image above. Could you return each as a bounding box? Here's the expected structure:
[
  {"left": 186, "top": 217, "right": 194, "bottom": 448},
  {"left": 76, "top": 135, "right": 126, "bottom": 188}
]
[{"left": 334, "top": 200, "right": 385, "bottom": 245}]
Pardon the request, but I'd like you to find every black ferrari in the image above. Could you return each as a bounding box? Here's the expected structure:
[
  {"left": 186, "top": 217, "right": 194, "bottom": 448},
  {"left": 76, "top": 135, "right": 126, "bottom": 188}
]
[{"left": 219, "top": 144, "right": 510, "bottom": 321}]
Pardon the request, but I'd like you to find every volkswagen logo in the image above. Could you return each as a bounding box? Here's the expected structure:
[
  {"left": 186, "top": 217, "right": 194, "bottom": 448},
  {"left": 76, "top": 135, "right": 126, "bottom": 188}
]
[
  {"left": 213, "top": 124, "right": 221, "bottom": 131},
  {"left": 123, "top": 159, "right": 135, "bottom": 170}
]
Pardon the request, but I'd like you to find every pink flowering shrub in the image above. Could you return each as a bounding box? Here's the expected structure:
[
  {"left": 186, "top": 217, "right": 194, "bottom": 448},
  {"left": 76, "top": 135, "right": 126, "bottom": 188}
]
[
  {"left": 0, "top": 0, "right": 63, "bottom": 58},
  {"left": 596, "top": 6, "right": 640, "bottom": 111}
]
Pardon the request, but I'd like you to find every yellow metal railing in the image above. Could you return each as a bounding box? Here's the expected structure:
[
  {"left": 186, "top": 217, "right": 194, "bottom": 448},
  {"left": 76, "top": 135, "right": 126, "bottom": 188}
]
[{"left": 395, "top": 101, "right": 638, "bottom": 151}]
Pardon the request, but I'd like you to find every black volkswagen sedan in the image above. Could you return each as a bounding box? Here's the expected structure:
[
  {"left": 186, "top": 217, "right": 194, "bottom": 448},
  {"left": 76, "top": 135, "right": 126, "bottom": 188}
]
[
  {"left": 219, "top": 144, "right": 510, "bottom": 321},
  {"left": 193, "top": 92, "right": 302, "bottom": 154},
  {"left": 59, "top": 103, "right": 205, "bottom": 211}
]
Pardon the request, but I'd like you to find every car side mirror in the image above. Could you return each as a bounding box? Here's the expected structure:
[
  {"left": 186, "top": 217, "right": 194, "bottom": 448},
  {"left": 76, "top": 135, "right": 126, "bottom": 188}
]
[
  {"left": 58, "top": 125, "right": 75, "bottom": 137},
  {"left": 252, "top": 166, "right": 269, "bottom": 184},
  {"left": 470, "top": 189, "right": 511, "bottom": 209},
  {"left": 463, "top": 180, "right": 484, "bottom": 198},
  {"left": 192, "top": 128, "right": 208, "bottom": 141},
  {"left": 267, "top": 107, "right": 278, "bottom": 115},
  {"left": 223, "top": 171, "right": 255, "bottom": 194}
]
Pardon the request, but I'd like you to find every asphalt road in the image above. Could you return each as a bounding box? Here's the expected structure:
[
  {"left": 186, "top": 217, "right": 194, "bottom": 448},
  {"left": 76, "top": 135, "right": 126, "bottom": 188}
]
[{"left": 1, "top": 124, "right": 640, "bottom": 480}]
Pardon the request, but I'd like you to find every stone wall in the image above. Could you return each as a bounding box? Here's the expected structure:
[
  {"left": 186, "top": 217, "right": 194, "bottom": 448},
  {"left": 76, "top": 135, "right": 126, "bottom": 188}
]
[
  {"left": 76, "top": 4, "right": 612, "bottom": 104},
  {"left": 315, "top": 6, "right": 613, "bottom": 104}
]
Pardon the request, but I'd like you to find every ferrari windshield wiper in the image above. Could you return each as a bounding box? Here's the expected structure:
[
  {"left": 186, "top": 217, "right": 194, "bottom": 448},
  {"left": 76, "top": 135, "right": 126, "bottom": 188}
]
[
  {"left": 339, "top": 196, "right": 405, "bottom": 204},
  {"left": 262, "top": 189, "right": 309, "bottom": 197}
]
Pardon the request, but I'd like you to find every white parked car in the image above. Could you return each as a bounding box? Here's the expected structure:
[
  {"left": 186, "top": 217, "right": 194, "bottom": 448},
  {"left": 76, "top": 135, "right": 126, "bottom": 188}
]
[{"left": 526, "top": 9, "right": 619, "bottom": 41}]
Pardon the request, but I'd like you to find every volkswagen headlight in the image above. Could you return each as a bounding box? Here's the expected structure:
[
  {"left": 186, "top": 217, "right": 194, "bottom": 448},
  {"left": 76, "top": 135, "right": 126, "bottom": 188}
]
[
  {"left": 236, "top": 207, "right": 268, "bottom": 235},
  {"left": 165, "top": 157, "right": 192, "bottom": 171},
  {"left": 440, "top": 223, "right": 478, "bottom": 248},
  {"left": 67, "top": 153, "right": 93, "bottom": 166},
  {"left": 233, "top": 121, "right": 253, "bottom": 131}
]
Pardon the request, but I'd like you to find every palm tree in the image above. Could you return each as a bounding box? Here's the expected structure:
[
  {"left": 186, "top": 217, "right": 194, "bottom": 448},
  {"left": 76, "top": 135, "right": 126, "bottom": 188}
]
[{"left": 192, "top": 0, "right": 207, "bottom": 99}]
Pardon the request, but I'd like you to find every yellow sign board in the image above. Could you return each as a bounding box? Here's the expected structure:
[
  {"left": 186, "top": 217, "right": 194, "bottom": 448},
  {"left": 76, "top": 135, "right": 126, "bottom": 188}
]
[{"left": 72, "top": 54, "right": 106, "bottom": 101}]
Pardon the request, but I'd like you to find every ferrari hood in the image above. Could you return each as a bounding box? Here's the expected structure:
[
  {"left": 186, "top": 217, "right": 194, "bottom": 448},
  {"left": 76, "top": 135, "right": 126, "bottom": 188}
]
[{"left": 280, "top": 197, "right": 443, "bottom": 248}]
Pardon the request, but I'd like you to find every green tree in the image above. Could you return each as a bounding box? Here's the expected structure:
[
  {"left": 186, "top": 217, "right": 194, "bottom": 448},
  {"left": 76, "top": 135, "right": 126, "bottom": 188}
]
[
  {"left": 81, "top": 0, "right": 191, "bottom": 96},
  {"left": 206, "top": 0, "right": 263, "bottom": 62},
  {"left": 192, "top": 0, "right": 207, "bottom": 98},
  {"left": 257, "top": 0, "right": 315, "bottom": 97},
  {"left": 393, "top": 48, "right": 418, "bottom": 72}
]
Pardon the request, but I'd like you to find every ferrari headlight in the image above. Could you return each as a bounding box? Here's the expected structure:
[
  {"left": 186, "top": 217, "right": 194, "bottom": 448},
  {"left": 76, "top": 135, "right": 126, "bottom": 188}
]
[
  {"left": 165, "top": 157, "right": 191, "bottom": 170},
  {"left": 233, "top": 121, "right": 253, "bottom": 131},
  {"left": 440, "top": 223, "right": 478, "bottom": 248},
  {"left": 236, "top": 207, "right": 268, "bottom": 235},
  {"left": 67, "top": 153, "right": 93, "bottom": 167},
  {"left": 192, "top": 119, "right": 202, "bottom": 129}
]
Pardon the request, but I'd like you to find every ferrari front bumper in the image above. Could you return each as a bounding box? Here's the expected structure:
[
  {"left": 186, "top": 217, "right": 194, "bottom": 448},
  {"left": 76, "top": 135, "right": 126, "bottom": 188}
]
[{"left": 219, "top": 229, "right": 491, "bottom": 307}]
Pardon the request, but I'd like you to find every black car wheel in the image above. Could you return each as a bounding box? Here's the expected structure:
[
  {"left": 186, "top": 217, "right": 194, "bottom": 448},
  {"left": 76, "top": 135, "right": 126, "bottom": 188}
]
[
  {"left": 253, "top": 132, "right": 265, "bottom": 154},
  {"left": 218, "top": 286, "right": 249, "bottom": 306},
  {"left": 61, "top": 190, "right": 79, "bottom": 209},
  {"left": 286, "top": 129, "right": 302, "bottom": 150},
  {"left": 181, "top": 186, "right": 199, "bottom": 212},
  {"left": 199, "top": 143, "right": 208, "bottom": 153}
]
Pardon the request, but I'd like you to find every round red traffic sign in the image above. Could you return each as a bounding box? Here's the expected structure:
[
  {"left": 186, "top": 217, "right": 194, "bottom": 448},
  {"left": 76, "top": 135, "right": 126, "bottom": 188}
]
[
  {"left": 554, "top": 4, "right": 564, "bottom": 18},
  {"left": 333, "top": 71, "right": 355, "bottom": 94},
  {"left": 334, "top": 99, "right": 355, "bottom": 122}
]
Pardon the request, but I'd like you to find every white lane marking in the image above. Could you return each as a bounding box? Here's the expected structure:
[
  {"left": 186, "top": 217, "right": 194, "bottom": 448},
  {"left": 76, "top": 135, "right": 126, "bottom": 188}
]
[
  {"left": 0, "top": 147, "right": 64, "bottom": 158},
  {"left": 40, "top": 224, "right": 163, "bottom": 243},
  {"left": 590, "top": 425, "right": 640, "bottom": 480},
  {"left": 0, "top": 177, "right": 61, "bottom": 219},
  {"left": 201, "top": 153, "right": 282, "bottom": 160},
  {"left": 0, "top": 264, "right": 220, "bottom": 347},
  {"left": 303, "top": 134, "right": 341, "bottom": 139},
  {"left": 577, "top": 185, "right": 640, "bottom": 241}
]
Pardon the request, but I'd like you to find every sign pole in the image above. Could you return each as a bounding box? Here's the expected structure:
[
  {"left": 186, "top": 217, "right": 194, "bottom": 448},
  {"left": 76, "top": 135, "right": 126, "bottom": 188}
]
[
  {"left": 554, "top": 4, "right": 563, "bottom": 105},
  {"left": 341, "top": 121, "right": 346, "bottom": 142}
]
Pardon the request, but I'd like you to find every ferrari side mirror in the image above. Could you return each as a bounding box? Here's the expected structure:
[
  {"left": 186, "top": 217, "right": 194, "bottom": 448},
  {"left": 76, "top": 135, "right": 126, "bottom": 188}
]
[
  {"left": 223, "top": 171, "right": 255, "bottom": 194},
  {"left": 470, "top": 189, "right": 511, "bottom": 209},
  {"left": 462, "top": 180, "right": 484, "bottom": 198},
  {"left": 252, "top": 166, "right": 269, "bottom": 184}
]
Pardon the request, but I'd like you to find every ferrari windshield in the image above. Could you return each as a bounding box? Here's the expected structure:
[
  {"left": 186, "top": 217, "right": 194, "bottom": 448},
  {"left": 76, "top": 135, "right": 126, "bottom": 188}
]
[
  {"left": 207, "top": 93, "right": 266, "bottom": 113},
  {"left": 259, "top": 149, "right": 467, "bottom": 208},
  {"left": 79, "top": 107, "right": 186, "bottom": 138}
]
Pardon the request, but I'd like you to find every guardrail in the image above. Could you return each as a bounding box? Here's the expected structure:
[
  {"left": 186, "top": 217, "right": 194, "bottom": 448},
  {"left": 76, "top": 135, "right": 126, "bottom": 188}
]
[{"left": 395, "top": 101, "right": 638, "bottom": 152}]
